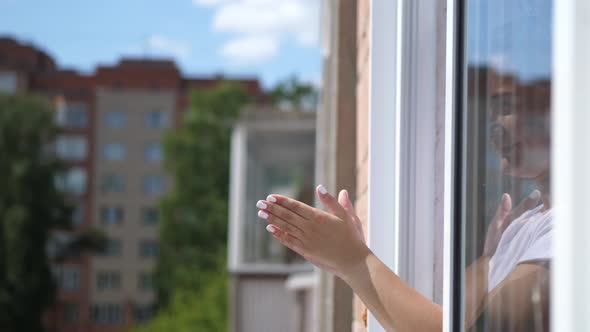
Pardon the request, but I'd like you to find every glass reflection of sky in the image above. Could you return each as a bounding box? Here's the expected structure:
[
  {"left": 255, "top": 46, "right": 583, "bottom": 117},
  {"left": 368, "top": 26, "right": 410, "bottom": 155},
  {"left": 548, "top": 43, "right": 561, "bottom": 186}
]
[{"left": 466, "top": 0, "right": 552, "bottom": 81}]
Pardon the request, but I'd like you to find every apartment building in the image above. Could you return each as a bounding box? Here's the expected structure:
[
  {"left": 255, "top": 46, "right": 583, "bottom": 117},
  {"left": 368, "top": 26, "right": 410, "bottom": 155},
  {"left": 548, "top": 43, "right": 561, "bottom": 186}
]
[{"left": 0, "top": 36, "right": 261, "bottom": 332}]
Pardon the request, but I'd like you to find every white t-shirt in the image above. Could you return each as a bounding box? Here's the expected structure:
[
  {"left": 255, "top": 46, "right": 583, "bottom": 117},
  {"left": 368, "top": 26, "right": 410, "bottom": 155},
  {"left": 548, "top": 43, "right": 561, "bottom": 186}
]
[{"left": 488, "top": 205, "right": 553, "bottom": 292}]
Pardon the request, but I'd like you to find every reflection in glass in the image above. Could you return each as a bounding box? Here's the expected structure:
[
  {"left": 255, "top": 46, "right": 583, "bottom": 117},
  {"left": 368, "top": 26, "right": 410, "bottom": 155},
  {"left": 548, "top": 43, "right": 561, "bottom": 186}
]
[{"left": 461, "top": 0, "right": 552, "bottom": 331}]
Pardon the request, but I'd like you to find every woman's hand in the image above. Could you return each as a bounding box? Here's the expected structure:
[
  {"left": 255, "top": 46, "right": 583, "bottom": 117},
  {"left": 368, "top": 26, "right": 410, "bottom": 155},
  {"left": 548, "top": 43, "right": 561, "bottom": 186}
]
[
  {"left": 483, "top": 190, "right": 541, "bottom": 258},
  {"left": 256, "top": 185, "right": 370, "bottom": 279}
]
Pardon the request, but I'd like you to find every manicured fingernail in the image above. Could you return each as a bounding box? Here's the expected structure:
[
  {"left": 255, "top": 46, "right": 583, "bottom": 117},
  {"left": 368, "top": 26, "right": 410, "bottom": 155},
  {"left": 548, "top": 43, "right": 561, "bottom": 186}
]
[
  {"left": 318, "top": 184, "right": 328, "bottom": 195},
  {"left": 529, "top": 190, "right": 541, "bottom": 200},
  {"left": 258, "top": 210, "right": 269, "bottom": 219},
  {"left": 266, "top": 225, "right": 276, "bottom": 233},
  {"left": 267, "top": 195, "right": 277, "bottom": 203},
  {"left": 256, "top": 200, "right": 267, "bottom": 209}
]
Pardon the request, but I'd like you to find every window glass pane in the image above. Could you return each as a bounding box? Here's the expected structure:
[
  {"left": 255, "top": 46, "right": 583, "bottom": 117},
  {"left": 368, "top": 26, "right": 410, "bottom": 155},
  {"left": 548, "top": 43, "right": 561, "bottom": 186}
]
[
  {"left": 142, "top": 175, "right": 166, "bottom": 195},
  {"left": 0, "top": 70, "right": 17, "bottom": 94},
  {"left": 52, "top": 266, "right": 81, "bottom": 290},
  {"left": 101, "top": 174, "right": 125, "bottom": 193},
  {"left": 142, "top": 207, "right": 159, "bottom": 226},
  {"left": 104, "top": 111, "right": 126, "bottom": 129},
  {"left": 103, "top": 143, "right": 125, "bottom": 161},
  {"left": 138, "top": 272, "right": 154, "bottom": 291},
  {"left": 100, "top": 206, "right": 124, "bottom": 225},
  {"left": 459, "top": 0, "right": 552, "bottom": 330},
  {"left": 139, "top": 240, "right": 159, "bottom": 258},
  {"left": 56, "top": 135, "right": 87, "bottom": 161},
  {"left": 57, "top": 103, "right": 88, "bottom": 128},
  {"left": 144, "top": 143, "right": 163, "bottom": 162},
  {"left": 145, "top": 111, "right": 169, "bottom": 129},
  {"left": 55, "top": 168, "right": 87, "bottom": 195},
  {"left": 64, "top": 302, "right": 79, "bottom": 322},
  {"left": 97, "top": 271, "right": 121, "bottom": 290},
  {"left": 242, "top": 131, "right": 315, "bottom": 265},
  {"left": 71, "top": 203, "right": 84, "bottom": 226}
]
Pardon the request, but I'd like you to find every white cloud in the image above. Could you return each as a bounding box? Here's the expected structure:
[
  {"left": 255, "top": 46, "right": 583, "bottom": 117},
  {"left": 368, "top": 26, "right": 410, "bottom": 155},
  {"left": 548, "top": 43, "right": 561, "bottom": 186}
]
[
  {"left": 192, "top": 0, "right": 319, "bottom": 65},
  {"left": 221, "top": 35, "right": 278, "bottom": 64},
  {"left": 146, "top": 35, "right": 191, "bottom": 59},
  {"left": 191, "top": 0, "right": 229, "bottom": 6}
]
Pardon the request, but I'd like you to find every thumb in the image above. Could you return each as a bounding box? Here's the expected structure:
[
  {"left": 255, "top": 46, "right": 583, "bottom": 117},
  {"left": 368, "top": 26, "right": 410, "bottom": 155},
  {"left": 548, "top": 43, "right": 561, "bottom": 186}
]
[
  {"left": 493, "top": 193, "right": 512, "bottom": 224},
  {"left": 316, "top": 185, "right": 348, "bottom": 220}
]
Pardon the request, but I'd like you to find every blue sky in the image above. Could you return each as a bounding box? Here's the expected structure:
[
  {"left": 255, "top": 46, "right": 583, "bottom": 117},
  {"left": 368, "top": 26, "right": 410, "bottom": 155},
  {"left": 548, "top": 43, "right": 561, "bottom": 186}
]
[{"left": 0, "top": 0, "right": 321, "bottom": 89}]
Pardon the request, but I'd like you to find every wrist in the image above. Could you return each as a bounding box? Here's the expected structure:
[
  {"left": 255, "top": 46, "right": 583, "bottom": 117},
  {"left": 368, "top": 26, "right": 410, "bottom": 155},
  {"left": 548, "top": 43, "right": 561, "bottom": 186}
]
[{"left": 340, "top": 246, "right": 374, "bottom": 283}]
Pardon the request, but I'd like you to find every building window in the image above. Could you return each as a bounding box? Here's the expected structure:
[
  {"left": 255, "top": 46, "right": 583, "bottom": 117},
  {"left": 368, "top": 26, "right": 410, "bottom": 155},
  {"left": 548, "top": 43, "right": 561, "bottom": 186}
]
[
  {"left": 53, "top": 266, "right": 81, "bottom": 290},
  {"left": 104, "top": 111, "right": 126, "bottom": 129},
  {"left": 138, "top": 272, "right": 154, "bottom": 291},
  {"left": 139, "top": 240, "right": 159, "bottom": 258},
  {"left": 144, "top": 143, "right": 163, "bottom": 162},
  {"left": 100, "top": 206, "right": 124, "bottom": 226},
  {"left": 55, "top": 168, "right": 87, "bottom": 196},
  {"left": 145, "top": 111, "right": 169, "bottom": 129},
  {"left": 101, "top": 174, "right": 125, "bottom": 193},
  {"left": 64, "top": 302, "right": 80, "bottom": 322},
  {"left": 0, "top": 70, "right": 17, "bottom": 94},
  {"left": 56, "top": 103, "right": 88, "bottom": 128},
  {"left": 103, "top": 143, "right": 125, "bottom": 161},
  {"left": 91, "top": 304, "right": 122, "bottom": 324},
  {"left": 55, "top": 135, "right": 87, "bottom": 161},
  {"left": 142, "top": 207, "right": 159, "bottom": 226},
  {"left": 100, "top": 239, "right": 122, "bottom": 257},
  {"left": 71, "top": 203, "right": 84, "bottom": 226},
  {"left": 97, "top": 271, "right": 121, "bottom": 291},
  {"left": 134, "top": 304, "right": 155, "bottom": 322},
  {"left": 142, "top": 175, "right": 166, "bottom": 195},
  {"left": 454, "top": 0, "right": 553, "bottom": 330}
]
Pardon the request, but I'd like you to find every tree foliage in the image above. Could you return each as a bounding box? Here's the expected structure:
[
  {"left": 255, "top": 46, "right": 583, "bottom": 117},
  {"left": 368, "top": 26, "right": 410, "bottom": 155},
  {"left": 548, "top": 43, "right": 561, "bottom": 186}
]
[
  {"left": 140, "top": 83, "right": 249, "bottom": 331},
  {"left": 269, "top": 75, "right": 318, "bottom": 110},
  {"left": 0, "top": 93, "right": 71, "bottom": 331}
]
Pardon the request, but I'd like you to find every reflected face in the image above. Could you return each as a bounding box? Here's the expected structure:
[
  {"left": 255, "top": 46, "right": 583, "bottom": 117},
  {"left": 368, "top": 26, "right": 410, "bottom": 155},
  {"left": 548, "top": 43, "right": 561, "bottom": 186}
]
[{"left": 489, "top": 77, "right": 551, "bottom": 178}]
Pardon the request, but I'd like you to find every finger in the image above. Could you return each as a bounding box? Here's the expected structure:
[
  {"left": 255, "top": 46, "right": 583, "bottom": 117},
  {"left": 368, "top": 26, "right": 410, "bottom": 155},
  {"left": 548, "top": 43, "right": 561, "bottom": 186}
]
[
  {"left": 266, "top": 194, "right": 315, "bottom": 220},
  {"left": 338, "top": 189, "right": 356, "bottom": 218},
  {"left": 492, "top": 193, "right": 512, "bottom": 223},
  {"left": 266, "top": 225, "right": 305, "bottom": 254},
  {"left": 339, "top": 189, "right": 365, "bottom": 241},
  {"left": 257, "top": 200, "right": 306, "bottom": 232},
  {"left": 507, "top": 190, "right": 541, "bottom": 223},
  {"left": 316, "top": 185, "right": 348, "bottom": 220},
  {"left": 258, "top": 209, "right": 304, "bottom": 239}
]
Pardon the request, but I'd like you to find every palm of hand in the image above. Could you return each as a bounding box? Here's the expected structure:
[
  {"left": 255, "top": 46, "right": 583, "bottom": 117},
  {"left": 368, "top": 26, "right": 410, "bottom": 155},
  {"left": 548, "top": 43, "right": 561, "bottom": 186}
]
[{"left": 483, "top": 190, "right": 541, "bottom": 258}]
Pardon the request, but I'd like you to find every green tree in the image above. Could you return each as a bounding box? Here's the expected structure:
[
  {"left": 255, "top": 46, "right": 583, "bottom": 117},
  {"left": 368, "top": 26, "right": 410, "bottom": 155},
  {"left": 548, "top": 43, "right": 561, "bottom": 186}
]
[
  {"left": 139, "top": 83, "right": 249, "bottom": 331},
  {"left": 0, "top": 93, "right": 71, "bottom": 331},
  {"left": 269, "top": 75, "right": 318, "bottom": 110}
]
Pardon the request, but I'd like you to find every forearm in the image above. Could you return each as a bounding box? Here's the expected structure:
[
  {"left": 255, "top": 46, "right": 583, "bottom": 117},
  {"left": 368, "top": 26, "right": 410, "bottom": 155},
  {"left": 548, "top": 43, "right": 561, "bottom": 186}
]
[
  {"left": 342, "top": 250, "right": 442, "bottom": 332},
  {"left": 463, "top": 256, "right": 490, "bottom": 328}
]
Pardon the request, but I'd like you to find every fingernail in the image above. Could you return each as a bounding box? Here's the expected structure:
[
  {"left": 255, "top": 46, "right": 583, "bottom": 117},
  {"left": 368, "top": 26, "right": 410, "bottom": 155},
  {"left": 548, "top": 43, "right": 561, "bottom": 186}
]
[
  {"left": 318, "top": 184, "right": 328, "bottom": 195},
  {"left": 343, "top": 189, "right": 350, "bottom": 200},
  {"left": 258, "top": 210, "right": 269, "bottom": 219},
  {"left": 256, "top": 200, "right": 267, "bottom": 209},
  {"left": 529, "top": 190, "right": 541, "bottom": 200},
  {"left": 266, "top": 224, "right": 276, "bottom": 233},
  {"left": 267, "top": 195, "right": 277, "bottom": 203}
]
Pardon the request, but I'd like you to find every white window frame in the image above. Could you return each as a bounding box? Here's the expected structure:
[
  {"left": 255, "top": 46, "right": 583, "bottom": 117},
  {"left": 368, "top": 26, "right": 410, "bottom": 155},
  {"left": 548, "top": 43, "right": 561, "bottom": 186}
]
[
  {"left": 370, "top": 0, "right": 590, "bottom": 330},
  {"left": 552, "top": 0, "right": 590, "bottom": 330},
  {"left": 368, "top": 0, "right": 447, "bottom": 330}
]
